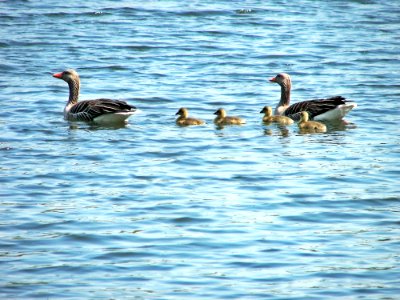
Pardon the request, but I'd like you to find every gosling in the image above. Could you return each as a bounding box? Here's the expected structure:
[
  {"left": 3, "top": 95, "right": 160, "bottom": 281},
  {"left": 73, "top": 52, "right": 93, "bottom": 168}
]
[
  {"left": 260, "top": 106, "right": 294, "bottom": 125},
  {"left": 298, "top": 111, "right": 327, "bottom": 133},
  {"left": 213, "top": 108, "right": 246, "bottom": 126},
  {"left": 175, "top": 108, "right": 205, "bottom": 126}
]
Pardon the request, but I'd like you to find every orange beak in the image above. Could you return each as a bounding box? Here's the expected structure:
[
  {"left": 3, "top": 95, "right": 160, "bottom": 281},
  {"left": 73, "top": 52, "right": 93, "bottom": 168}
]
[
  {"left": 269, "top": 76, "right": 276, "bottom": 82},
  {"left": 52, "top": 72, "right": 63, "bottom": 79}
]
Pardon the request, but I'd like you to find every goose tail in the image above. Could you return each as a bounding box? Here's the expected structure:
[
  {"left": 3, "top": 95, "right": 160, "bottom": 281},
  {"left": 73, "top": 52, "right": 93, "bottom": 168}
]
[{"left": 339, "top": 102, "right": 357, "bottom": 117}]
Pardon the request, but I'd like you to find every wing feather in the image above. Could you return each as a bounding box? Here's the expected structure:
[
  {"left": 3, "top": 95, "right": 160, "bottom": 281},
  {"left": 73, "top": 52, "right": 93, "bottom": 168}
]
[
  {"left": 284, "top": 96, "right": 347, "bottom": 119},
  {"left": 69, "top": 99, "right": 136, "bottom": 121}
]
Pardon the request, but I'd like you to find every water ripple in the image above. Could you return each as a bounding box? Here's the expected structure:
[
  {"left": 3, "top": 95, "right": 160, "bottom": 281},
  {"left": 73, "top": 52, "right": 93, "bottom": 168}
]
[{"left": 1, "top": 0, "right": 400, "bottom": 299}]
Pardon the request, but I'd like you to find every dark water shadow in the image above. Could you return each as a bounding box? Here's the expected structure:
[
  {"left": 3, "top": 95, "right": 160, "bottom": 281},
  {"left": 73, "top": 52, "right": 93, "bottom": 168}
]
[{"left": 68, "top": 121, "right": 129, "bottom": 131}]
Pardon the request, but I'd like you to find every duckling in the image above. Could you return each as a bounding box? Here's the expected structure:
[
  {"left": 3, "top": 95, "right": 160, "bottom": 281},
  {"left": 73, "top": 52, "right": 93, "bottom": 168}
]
[
  {"left": 175, "top": 107, "right": 205, "bottom": 126},
  {"left": 298, "top": 111, "right": 327, "bottom": 133},
  {"left": 213, "top": 108, "right": 246, "bottom": 126},
  {"left": 260, "top": 106, "right": 294, "bottom": 125}
]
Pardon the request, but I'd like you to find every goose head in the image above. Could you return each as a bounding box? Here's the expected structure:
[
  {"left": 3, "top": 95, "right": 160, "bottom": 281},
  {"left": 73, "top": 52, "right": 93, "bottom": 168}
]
[
  {"left": 53, "top": 69, "right": 80, "bottom": 83},
  {"left": 269, "top": 73, "right": 291, "bottom": 87}
]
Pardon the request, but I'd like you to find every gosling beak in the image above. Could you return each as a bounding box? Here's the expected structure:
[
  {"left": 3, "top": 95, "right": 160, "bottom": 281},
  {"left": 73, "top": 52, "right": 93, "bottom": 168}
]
[
  {"left": 260, "top": 108, "right": 265, "bottom": 113},
  {"left": 52, "top": 72, "right": 63, "bottom": 79}
]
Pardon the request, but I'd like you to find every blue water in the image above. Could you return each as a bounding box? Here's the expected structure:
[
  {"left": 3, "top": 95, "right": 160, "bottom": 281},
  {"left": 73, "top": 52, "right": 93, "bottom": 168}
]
[{"left": 1, "top": 1, "right": 400, "bottom": 299}]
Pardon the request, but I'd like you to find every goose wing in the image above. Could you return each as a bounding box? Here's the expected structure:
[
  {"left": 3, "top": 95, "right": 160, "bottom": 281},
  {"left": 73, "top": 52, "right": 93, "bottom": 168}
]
[
  {"left": 69, "top": 99, "right": 136, "bottom": 121},
  {"left": 284, "top": 96, "right": 347, "bottom": 120}
]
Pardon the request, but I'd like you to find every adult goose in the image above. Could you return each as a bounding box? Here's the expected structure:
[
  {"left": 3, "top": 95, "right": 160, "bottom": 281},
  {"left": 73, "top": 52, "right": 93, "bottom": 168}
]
[
  {"left": 298, "top": 111, "right": 327, "bottom": 133},
  {"left": 53, "top": 69, "right": 136, "bottom": 124},
  {"left": 213, "top": 108, "right": 246, "bottom": 126},
  {"left": 269, "top": 73, "right": 356, "bottom": 122},
  {"left": 175, "top": 108, "right": 205, "bottom": 126}
]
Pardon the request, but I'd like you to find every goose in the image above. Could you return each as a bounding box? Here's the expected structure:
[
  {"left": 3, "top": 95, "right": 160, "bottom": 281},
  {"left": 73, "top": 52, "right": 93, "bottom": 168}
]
[
  {"left": 298, "top": 111, "right": 327, "bottom": 133},
  {"left": 269, "top": 73, "right": 356, "bottom": 122},
  {"left": 175, "top": 108, "right": 205, "bottom": 126},
  {"left": 213, "top": 108, "right": 246, "bottom": 126},
  {"left": 260, "top": 106, "right": 294, "bottom": 125},
  {"left": 52, "top": 69, "right": 136, "bottom": 124}
]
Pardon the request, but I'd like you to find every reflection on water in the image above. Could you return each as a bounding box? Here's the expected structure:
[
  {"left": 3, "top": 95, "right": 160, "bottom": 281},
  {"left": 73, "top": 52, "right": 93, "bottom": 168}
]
[
  {"left": 263, "top": 125, "right": 291, "bottom": 137},
  {"left": 68, "top": 122, "right": 129, "bottom": 131}
]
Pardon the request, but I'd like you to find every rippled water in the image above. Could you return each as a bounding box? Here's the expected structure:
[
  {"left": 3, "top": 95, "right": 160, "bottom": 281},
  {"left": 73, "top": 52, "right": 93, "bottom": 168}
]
[{"left": 1, "top": 1, "right": 400, "bottom": 299}]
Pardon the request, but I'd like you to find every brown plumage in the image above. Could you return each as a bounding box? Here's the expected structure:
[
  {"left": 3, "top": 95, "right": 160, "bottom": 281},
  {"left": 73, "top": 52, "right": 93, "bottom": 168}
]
[
  {"left": 213, "top": 108, "right": 246, "bottom": 126},
  {"left": 175, "top": 108, "right": 205, "bottom": 126},
  {"left": 260, "top": 106, "right": 294, "bottom": 125}
]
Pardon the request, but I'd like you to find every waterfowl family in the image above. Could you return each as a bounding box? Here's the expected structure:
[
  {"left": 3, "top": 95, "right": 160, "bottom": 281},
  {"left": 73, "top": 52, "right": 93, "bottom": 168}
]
[
  {"left": 298, "top": 111, "right": 327, "bottom": 133},
  {"left": 51, "top": 69, "right": 357, "bottom": 132},
  {"left": 213, "top": 108, "right": 246, "bottom": 126},
  {"left": 52, "top": 69, "right": 136, "bottom": 124},
  {"left": 260, "top": 106, "right": 294, "bottom": 125},
  {"left": 175, "top": 108, "right": 205, "bottom": 126},
  {"left": 269, "top": 73, "right": 356, "bottom": 122}
]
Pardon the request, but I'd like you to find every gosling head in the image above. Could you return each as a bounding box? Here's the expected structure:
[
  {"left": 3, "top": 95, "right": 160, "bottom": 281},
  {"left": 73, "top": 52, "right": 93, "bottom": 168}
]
[
  {"left": 214, "top": 108, "right": 227, "bottom": 118},
  {"left": 299, "top": 111, "right": 310, "bottom": 122},
  {"left": 260, "top": 106, "right": 273, "bottom": 116},
  {"left": 176, "top": 107, "right": 189, "bottom": 118}
]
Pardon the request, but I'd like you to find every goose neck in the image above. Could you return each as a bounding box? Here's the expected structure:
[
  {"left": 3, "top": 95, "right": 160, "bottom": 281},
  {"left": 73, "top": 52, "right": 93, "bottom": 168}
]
[
  {"left": 67, "top": 77, "right": 80, "bottom": 105},
  {"left": 279, "top": 81, "right": 291, "bottom": 107}
]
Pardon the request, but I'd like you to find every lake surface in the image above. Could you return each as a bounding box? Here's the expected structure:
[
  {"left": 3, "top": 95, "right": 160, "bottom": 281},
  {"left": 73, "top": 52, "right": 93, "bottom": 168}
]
[{"left": 1, "top": 0, "right": 400, "bottom": 299}]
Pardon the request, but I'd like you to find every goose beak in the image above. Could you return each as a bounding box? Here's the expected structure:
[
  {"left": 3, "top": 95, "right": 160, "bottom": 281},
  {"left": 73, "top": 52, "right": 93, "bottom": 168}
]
[
  {"left": 269, "top": 76, "right": 276, "bottom": 82},
  {"left": 52, "top": 72, "right": 63, "bottom": 79}
]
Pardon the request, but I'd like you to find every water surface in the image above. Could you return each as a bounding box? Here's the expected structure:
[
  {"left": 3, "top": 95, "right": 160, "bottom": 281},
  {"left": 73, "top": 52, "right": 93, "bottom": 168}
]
[{"left": 1, "top": 1, "right": 400, "bottom": 299}]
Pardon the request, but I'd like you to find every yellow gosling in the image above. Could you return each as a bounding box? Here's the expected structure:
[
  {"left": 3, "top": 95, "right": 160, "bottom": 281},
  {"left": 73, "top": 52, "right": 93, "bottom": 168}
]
[
  {"left": 175, "top": 107, "right": 205, "bottom": 126},
  {"left": 213, "top": 108, "right": 246, "bottom": 126},
  {"left": 298, "top": 111, "right": 327, "bottom": 133},
  {"left": 260, "top": 106, "right": 294, "bottom": 125}
]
